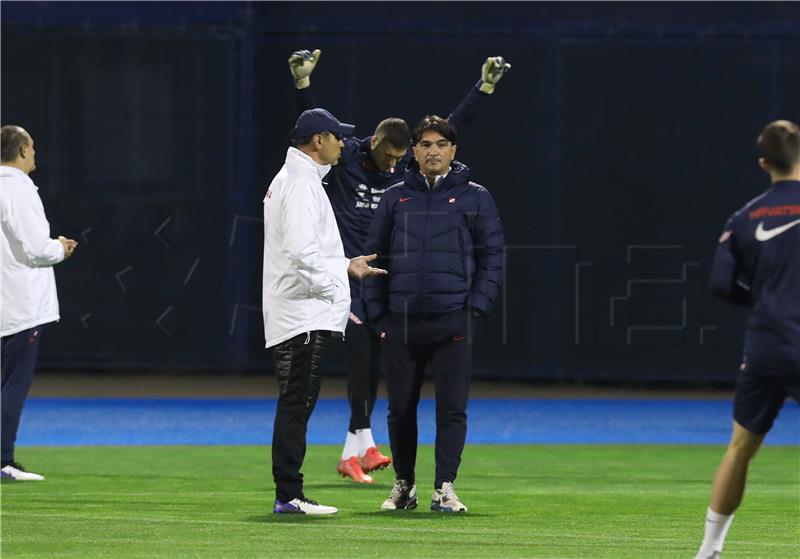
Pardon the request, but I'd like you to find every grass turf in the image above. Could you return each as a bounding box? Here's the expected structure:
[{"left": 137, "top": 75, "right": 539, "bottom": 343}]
[{"left": 1, "top": 445, "right": 798, "bottom": 558}]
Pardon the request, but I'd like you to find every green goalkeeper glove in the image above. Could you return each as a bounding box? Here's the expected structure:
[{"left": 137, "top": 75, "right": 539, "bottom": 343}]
[
  {"left": 478, "top": 56, "right": 511, "bottom": 94},
  {"left": 288, "top": 49, "right": 321, "bottom": 89}
]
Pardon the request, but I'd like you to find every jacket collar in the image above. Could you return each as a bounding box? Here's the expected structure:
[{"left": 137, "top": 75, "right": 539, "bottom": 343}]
[
  {"left": 358, "top": 137, "right": 381, "bottom": 174},
  {"left": 286, "top": 147, "right": 331, "bottom": 180},
  {"left": 0, "top": 165, "right": 37, "bottom": 191},
  {"left": 772, "top": 180, "right": 800, "bottom": 189},
  {"left": 404, "top": 159, "right": 470, "bottom": 192}
]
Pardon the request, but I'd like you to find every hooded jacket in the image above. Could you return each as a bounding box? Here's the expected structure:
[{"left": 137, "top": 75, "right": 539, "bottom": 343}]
[
  {"left": 364, "top": 159, "right": 504, "bottom": 321},
  {"left": 262, "top": 148, "right": 351, "bottom": 348}
]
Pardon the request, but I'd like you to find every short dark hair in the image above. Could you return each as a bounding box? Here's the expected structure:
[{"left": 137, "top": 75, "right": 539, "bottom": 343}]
[
  {"left": 411, "top": 115, "right": 457, "bottom": 146},
  {"left": 757, "top": 120, "right": 800, "bottom": 174},
  {"left": 290, "top": 135, "right": 314, "bottom": 148},
  {"left": 374, "top": 118, "right": 410, "bottom": 150},
  {"left": 1, "top": 125, "right": 30, "bottom": 163},
  {"left": 290, "top": 131, "right": 336, "bottom": 148}
]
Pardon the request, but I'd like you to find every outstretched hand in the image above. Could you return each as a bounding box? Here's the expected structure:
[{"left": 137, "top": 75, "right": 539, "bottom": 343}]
[
  {"left": 348, "top": 254, "right": 388, "bottom": 279},
  {"left": 288, "top": 49, "right": 322, "bottom": 89},
  {"left": 478, "top": 56, "right": 511, "bottom": 94}
]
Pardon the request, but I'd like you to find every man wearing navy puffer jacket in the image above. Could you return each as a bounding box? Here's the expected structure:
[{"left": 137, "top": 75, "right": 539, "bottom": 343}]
[{"left": 365, "top": 116, "right": 504, "bottom": 513}]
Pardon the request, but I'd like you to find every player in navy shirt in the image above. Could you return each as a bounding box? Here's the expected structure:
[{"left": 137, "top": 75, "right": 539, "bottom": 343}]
[
  {"left": 288, "top": 49, "right": 510, "bottom": 483},
  {"left": 695, "top": 120, "right": 800, "bottom": 559}
]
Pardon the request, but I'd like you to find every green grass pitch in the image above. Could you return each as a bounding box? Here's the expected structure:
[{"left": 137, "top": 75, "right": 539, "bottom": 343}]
[{"left": 2, "top": 445, "right": 798, "bottom": 558}]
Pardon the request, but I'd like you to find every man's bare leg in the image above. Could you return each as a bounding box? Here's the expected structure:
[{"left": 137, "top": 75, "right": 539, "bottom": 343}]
[{"left": 695, "top": 421, "right": 764, "bottom": 558}]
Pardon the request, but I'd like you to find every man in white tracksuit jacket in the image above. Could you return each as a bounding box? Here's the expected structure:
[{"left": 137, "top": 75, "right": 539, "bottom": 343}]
[
  {"left": 263, "top": 108, "right": 385, "bottom": 515},
  {"left": 1, "top": 125, "right": 77, "bottom": 481}
]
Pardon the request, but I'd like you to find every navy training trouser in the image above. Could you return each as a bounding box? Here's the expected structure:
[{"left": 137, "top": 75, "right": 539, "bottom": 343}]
[
  {"left": 382, "top": 310, "right": 473, "bottom": 489},
  {"left": 1, "top": 326, "right": 44, "bottom": 464}
]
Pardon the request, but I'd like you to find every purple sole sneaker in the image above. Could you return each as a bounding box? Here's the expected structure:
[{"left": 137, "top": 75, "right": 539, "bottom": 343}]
[
  {"left": 273, "top": 497, "right": 338, "bottom": 515},
  {"left": 273, "top": 500, "right": 303, "bottom": 514}
]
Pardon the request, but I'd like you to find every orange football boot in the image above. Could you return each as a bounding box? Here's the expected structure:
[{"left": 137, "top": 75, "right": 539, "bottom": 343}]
[
  {"left": 337, "top": 456, "right": 374, "bottom": 483},
  {"left": 360, "top": 447, "right": 392, "bottom": 473}
]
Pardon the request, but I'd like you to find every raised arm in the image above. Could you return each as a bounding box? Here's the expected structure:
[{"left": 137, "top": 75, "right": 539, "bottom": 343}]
[
  {"left": 288, "top": 49, "right": 321, "bottom": 113},
  {"left": 288, "top": 49, "right": 361, "bottom": 164},
  {"left": 447, "top": 56, "right": 511, "bottom": 138}
]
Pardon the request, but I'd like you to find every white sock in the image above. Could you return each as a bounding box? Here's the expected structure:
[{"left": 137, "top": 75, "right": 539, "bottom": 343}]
[
  {"left": 355, "top": 428, "right": 376, "bottom": 456},
  {"left": 696, "top": 508, "right": 734, "bottom": 558},
  {"left": 341, "top": 431, "right": 359, "bottom": 460}
]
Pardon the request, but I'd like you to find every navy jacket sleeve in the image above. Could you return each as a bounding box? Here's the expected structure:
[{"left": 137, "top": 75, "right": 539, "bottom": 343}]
[
  {"left": 709, "top": 215, "right": 751, "bottom": 307},
  {"left": 295, "top": 86, "right": 317, "bottom": 114},
  {"left": 447, "top": 85, "right": 489, "bottom": 139},
  {"left": 363, "top": 190, "right": 395, "bottom": 322},
  {"left": 467, "top": 186, "right": 505, "bottom": 314}
]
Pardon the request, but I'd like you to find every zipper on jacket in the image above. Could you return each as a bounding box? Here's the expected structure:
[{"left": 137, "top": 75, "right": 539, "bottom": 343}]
[{"left": 421, "top": 189, "right": 432, "bottom": 311}]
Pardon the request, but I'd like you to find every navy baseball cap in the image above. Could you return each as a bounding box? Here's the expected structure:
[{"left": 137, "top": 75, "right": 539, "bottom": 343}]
[{"left": 291, "top": 108, "right": 355, "bottom": 139}]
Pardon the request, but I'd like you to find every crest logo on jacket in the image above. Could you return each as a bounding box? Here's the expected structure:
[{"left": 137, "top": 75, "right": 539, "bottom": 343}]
[
  {"left": 355, "top": 186, "right": 379, "bottom": 209},
  {"left": 449, "top": 197, "right": 456, "bottom": 204}
]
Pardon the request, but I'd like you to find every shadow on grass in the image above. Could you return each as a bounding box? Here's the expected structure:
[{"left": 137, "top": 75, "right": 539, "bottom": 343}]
[
  {"left": 244, "top": 510, "right": 491, "bottom": 522},
  {"left": 304, "top": 482, "right": 385, "bottom": 490},
  {"left": 245, "top": 514, "right": 338, "bottom": 523},
  {"left": 352, "top": 510, "right": 492, "bottom": 519}
]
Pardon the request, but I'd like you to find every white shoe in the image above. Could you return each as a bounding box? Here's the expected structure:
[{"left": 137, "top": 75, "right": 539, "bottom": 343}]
[
  {"left": 1, "top": 463, "right": 45, "bottom": 481},
  {"left": 273, "top": 497, "right": 337, "bottom": 515},
  {"left": 381, "top": 479, "right": 417, "bottom": 510},
  {"left": 695, "top": 552, "right": 721, "bottom": 559},
  {"left": 431, "top": 481, "right": 467, "bottom": 512}
]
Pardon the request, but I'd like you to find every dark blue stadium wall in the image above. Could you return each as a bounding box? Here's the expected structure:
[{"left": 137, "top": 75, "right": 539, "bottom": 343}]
[{"left": 3, "top": 2, "right": 799, "bottom": 382}]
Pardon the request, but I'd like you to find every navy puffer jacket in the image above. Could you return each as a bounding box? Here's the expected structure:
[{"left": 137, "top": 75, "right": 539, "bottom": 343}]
[{"left": 364, "top": 160, "right": 504, "bottom": 320}]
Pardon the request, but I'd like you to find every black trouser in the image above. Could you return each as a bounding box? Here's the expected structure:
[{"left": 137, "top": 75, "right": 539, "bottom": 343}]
[
  {"left": 271, "top": 331, "right": 330, "bottom": 502},
  {"left": 383, "top": 310, "right": 473, "bottom": 489},
  {"left": 1, "top": 326, "right": 44, "bottom": 464},
  {"left": 345, "top": 321, "right": 382, "bottom": 433}
]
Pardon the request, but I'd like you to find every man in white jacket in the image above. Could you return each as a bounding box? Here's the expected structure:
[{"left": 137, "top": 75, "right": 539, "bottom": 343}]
[
  {"left": 264, "top": 108, "right": 385, "bottom": 514},
  {"left": 1, "top": 125, "right": 77, "bottom": 481}
]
